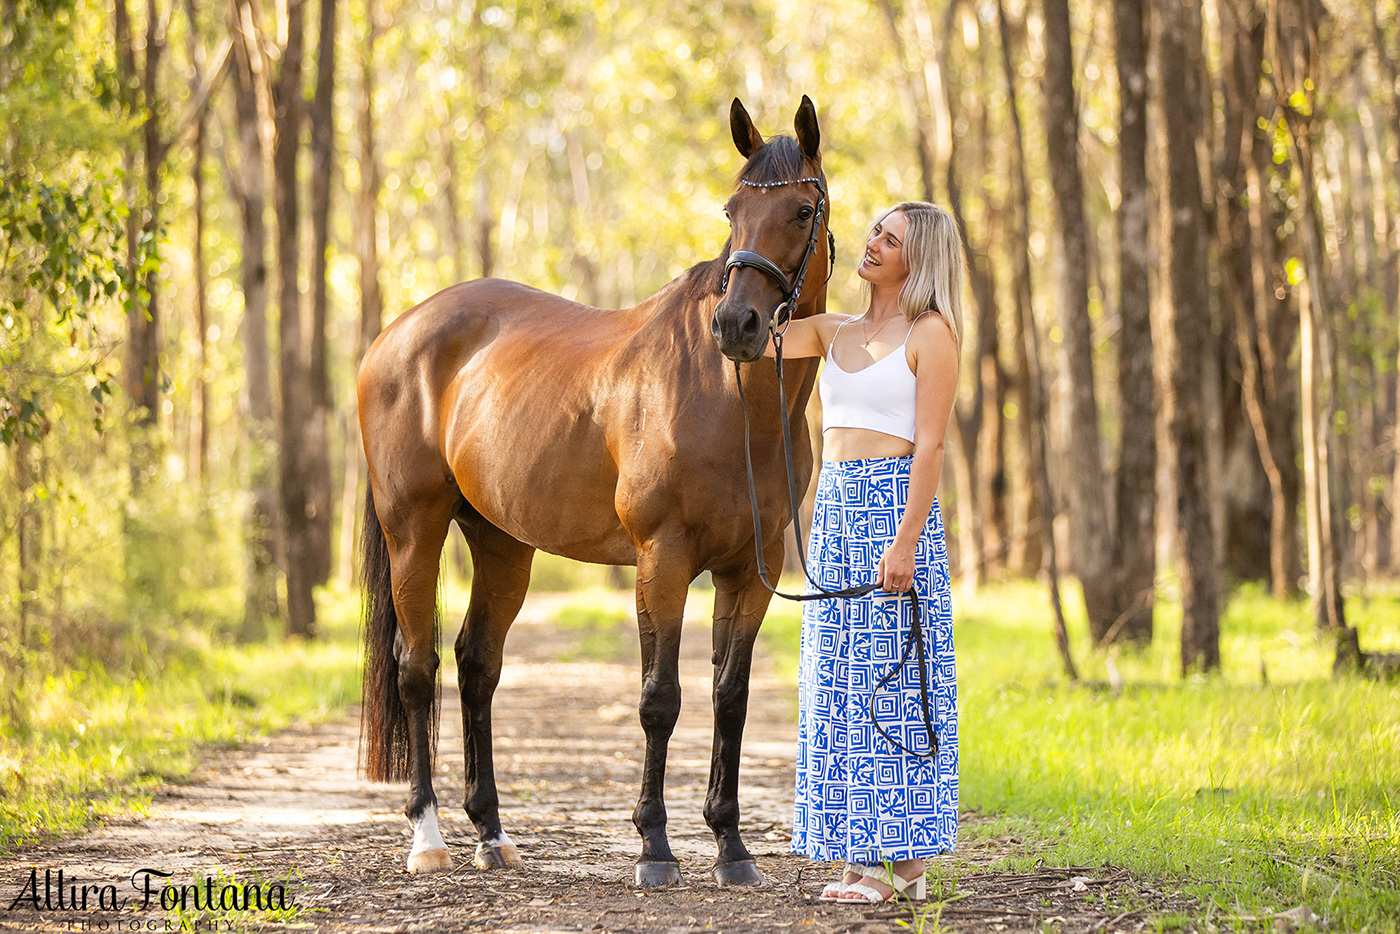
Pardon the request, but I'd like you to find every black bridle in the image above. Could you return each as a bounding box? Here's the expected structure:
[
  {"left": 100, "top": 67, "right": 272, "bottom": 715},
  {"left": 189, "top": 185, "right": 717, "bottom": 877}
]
[
  {"left": 720, "top": 175, "right": 836, "bottom": 331},
  {"left": 721, "top": 175, "right": 939, "bottom": 760}
]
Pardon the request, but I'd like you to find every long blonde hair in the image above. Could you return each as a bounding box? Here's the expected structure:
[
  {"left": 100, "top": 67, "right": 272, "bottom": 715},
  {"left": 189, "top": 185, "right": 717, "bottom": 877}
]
[{"left": 861, "top": 201, "right": 967, "bottom": 351}]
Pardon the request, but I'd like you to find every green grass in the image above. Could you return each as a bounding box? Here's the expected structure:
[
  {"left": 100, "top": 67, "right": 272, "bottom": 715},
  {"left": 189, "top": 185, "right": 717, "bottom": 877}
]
[
  {"left": 551, "top": 603, "right": 632, "bottom": 661},
  {"left": 162, "top": 866, "right": 322, "bottom": 928},
  {"left": 0, "top": 588, "right": 363, "bottom": 853},
  {"left": 759, "top": 577, "right": 1400, "bottom": 931}
]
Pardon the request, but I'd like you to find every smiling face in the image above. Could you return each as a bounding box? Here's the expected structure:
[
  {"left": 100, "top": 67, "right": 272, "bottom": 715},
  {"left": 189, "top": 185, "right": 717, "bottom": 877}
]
[{"left": 857, "top": 210, "right": 910, "bottom": 290}]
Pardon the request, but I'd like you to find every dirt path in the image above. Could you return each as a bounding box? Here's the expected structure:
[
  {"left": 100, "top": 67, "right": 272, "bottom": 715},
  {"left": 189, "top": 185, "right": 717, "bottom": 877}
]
[{"left": 0, "top": 593, "right": 1186, "bottom": 933}]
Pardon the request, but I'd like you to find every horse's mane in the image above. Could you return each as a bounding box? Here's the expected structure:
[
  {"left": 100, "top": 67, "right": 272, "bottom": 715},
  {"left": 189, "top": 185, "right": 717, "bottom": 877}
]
[{"left": 682, "top": 136, "right": 813, "bottom": 302}]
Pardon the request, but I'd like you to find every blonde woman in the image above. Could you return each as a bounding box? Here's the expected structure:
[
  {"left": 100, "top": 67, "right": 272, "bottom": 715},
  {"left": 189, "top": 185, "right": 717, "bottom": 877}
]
[{"left": 768, "top": 202, "right": 963, "bottom": 904}]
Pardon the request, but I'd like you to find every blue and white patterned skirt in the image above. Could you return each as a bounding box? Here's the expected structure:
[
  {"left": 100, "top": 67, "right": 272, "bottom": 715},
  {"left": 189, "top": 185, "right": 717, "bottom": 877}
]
[{"left": 790, "top": 455, "right": 958, "bottom": 863}]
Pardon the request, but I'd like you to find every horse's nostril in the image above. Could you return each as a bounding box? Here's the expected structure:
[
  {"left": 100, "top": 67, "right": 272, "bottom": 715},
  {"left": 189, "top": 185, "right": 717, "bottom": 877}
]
[{"left": 741, "top": 308, "right": 761, "bottom": 337}]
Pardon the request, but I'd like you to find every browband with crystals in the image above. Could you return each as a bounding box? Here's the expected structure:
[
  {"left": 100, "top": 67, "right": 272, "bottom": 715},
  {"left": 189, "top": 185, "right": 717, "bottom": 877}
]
[{"left": 738, "top": 176, "right": 823, "bottom": 189}]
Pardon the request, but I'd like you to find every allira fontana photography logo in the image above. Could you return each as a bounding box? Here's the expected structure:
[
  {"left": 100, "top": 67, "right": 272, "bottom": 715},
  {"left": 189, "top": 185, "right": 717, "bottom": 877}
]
[{"left": 6, "top": 867, "right": 295, "bottom": 917}]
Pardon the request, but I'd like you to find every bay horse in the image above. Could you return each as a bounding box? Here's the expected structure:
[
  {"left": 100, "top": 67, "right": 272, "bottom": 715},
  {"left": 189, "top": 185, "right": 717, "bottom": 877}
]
[{"left": 357, "top": 96, "right": 830, "bottom": 887}]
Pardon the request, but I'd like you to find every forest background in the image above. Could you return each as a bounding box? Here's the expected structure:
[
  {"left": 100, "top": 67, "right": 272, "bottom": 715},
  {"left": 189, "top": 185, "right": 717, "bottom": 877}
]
[
  {"left": 2, "top": 0, "right": 1400, "bottom": 922},
  {"left": 6, "top": 0, "right": 1398, "bottom": 675}
]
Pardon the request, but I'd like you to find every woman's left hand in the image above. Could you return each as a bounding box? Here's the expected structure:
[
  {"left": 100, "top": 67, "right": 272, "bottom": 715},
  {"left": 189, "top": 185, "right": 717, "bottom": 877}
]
[{"left": 875, "top": 541, "right": 917, "bottom": 593}]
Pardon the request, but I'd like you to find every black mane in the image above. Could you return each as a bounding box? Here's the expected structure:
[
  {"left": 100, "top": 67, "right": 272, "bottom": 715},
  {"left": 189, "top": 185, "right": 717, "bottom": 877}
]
[{"left": 682, "top": 136, "right": 814, "bottom": 302}]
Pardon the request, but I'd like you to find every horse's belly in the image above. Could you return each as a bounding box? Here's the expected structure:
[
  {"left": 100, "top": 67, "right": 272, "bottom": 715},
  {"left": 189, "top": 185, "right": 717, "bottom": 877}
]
[{"left": 443, "top": 387, "right": 635, "bottom": 565}]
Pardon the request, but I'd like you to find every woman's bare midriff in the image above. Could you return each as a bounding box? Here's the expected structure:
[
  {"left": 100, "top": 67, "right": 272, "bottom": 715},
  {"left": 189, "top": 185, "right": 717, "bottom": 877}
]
[{"left": 821, "top": 426, "right": 915, "bottom": 463}]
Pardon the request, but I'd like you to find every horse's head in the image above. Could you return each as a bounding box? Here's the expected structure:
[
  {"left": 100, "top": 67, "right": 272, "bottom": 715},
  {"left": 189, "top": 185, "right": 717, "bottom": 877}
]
[{"left": 711, "top": 96, "right": 828, "bottom": 363}]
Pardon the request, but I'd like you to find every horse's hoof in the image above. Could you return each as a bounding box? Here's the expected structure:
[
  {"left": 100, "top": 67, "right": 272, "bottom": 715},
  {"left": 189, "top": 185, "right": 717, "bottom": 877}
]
[
  {"left": 406, "top": 847, "right": 452, "bottom": 874},
  {"left": 712, "top": 860, "right": 765, "bottom": 887},
  {"left": 474, "top": 841, "right": 524, "bottom": 870},
  {"left": 634, "top": 861, "right": 682, "bottom": 887}
]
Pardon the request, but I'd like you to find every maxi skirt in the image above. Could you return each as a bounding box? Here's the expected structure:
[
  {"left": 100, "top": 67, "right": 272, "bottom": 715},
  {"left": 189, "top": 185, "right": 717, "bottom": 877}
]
[{"left": 790, "top": 455, "right": 958, "bottom": 863}]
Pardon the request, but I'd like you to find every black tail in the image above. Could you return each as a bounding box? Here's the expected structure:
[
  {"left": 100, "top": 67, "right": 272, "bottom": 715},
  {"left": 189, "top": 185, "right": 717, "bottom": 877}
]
[{"left": 359, "top": 484, "right": 413, "bottom": 782}]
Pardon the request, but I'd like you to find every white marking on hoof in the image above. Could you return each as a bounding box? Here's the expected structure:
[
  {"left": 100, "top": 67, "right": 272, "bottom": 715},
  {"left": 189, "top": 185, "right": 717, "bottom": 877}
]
[
  {"left": 407, "top": 805, "right": 452, "bottom": 874},
  {"left": 474, "top": 831, "right": 523, "bottom": 869}
]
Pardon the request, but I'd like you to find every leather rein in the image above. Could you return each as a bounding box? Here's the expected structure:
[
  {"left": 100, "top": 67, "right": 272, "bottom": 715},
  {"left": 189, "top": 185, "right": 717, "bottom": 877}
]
[{"left": 721, "top": 176, "right": 939, "bottom": 760}]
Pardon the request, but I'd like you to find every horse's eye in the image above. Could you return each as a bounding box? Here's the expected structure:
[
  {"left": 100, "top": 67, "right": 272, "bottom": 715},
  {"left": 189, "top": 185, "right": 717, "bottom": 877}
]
[
  {"left": 723, "top": 209, "right": 731, "bottom": 223},
  {"left": 798, "top": 206, "right": 814, "bottom": 221}
]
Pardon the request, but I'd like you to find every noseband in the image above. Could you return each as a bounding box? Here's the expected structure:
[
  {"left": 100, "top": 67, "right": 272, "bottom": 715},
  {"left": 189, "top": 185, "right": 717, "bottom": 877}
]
[{"left": 720, "top": 175, "right": 836, "bottom": 330}]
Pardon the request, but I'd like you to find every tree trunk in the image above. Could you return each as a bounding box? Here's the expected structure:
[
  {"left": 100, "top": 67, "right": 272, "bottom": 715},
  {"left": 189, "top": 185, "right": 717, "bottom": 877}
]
[
  {"left": 341, "top": 0, "right": 384, "bottom": 591},
  {"left": 230, "top": 0, "right": 280, "bottom": 641},
  {"left": 472, "top": 7, "right": 494, "bottom": 281},
  {"left": 304, "top": 0, "right": 335, "bottom": 587},
  {"left": 337, "top": 405, "right": 361, "bottom": 587},
  {"left": 184, "top": 0, "right": 209, "bottom": 487},
  {"left": 273, "top": 0, "right": 316, "bottom": 638},
  {"left": 1274, "top": 0, "right": 1344, "bottom": 632},
  {"left": 1374, "top": 6, "right": 1400, "bottom": 574},
  {"left": 15, "top": 430, "right": 38, "bottom": 652},
  {"left": 1112, "top": 0, "right": 1155, "bottom": 644},
  {"left": 356, "top": 2, "right": 384, "bottom": 359},
  {"left": 1219, "top": 0, "right": 1282, "bottom": 595},
  {"left": 1011, "top": 174, "right": 1079, "bottom": 681},
  {"left": 114, "top": 0, "right": 139, "bottom": 371},
  {"left": 1159, "top": 0, "right": 1220, "bottom": 673},
  {"left": 1235, "top": 6, "right": 1304, "bottom": 598},
  {"left": 132, "top": 0, "right": 166, "bottom": 432},
  {"left": 1345, "top": 113, "right": 1385, "bottom": 578},
  {"left": 113, "top": 0, "right": 164, "bottom": 485},
  {"left": 995, "top": 0, "right": 1043, "bottom": 577},
  {"left": 1042, "top": 0, "right": 1118, "bottom": 637},
  {"left": 944, "top": 0, "right": 1007, "bottom": 579},
  {"left": 876, "top": 0, "right": 938, "bottom": 204},
  {"left": 442, "top": 110, "right": 465, "bottom": 286},
  {"left": 1215, "top": 0, "right": 1270, "bottom": 588}
]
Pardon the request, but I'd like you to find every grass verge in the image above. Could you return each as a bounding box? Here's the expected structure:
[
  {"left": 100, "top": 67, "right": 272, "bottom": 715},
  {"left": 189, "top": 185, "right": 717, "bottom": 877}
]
[
  {"left": 758, "top": 578, "right": 1400, "bottom": 931},
  {"left": 0, "top": 588, "right": 363, "bottom": 854}
]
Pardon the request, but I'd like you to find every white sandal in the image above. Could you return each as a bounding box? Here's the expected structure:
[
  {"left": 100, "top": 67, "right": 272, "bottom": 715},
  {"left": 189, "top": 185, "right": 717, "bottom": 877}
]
[
  {"left": 818, "top": 864, "right": 858, "bottom": 901},
  {"left": 836, "top": 862, "right": 927, "bottom": 904}
]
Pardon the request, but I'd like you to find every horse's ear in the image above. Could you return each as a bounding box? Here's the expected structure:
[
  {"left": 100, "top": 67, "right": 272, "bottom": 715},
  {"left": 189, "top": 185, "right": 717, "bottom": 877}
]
[
  {"left": 794, "top": 95, "right": 820, "bottom": 161},
  {"left": 731, "top": 98, "right": 763, "bottom": 158}
]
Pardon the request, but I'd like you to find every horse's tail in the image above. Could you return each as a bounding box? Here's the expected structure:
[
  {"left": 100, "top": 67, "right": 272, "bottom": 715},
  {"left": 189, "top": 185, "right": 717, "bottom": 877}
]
[{"left": 359, "top": 483, "right": 411, "bottom": 782}]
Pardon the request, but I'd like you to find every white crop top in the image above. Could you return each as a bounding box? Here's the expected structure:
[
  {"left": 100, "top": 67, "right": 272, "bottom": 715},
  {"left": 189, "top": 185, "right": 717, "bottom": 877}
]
[{"left": 818, "top": 312, "right": 930, "bottom": 443}]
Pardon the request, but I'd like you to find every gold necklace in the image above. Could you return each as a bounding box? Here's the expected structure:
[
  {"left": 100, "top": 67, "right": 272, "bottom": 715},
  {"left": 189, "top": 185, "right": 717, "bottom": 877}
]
[{"left": 861, "top": 314, "right": 897, "bottom": 347}]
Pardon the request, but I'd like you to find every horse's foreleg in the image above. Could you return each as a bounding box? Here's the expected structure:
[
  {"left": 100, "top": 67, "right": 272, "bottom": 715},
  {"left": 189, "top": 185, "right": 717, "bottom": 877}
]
[
  {"left": 703, "top": 564, "right": 777, "bottom": 887},
  {"left": 457, "top": 522, "right": 533, "bottom": 870},
  {"left": 386, "top": 506, "right": 455, "bottom": 874},
  {"left": 631, "top": 540, "right": 692, "bottom": 887}
]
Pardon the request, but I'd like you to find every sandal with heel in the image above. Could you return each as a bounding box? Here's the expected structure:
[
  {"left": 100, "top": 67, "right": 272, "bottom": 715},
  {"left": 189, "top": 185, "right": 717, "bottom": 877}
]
[
  {"left": 837, "top": 862, "right": 927, "bottom": 904},
  {"left": 818, "top": 864, "right": 859, "bottom": 901}
]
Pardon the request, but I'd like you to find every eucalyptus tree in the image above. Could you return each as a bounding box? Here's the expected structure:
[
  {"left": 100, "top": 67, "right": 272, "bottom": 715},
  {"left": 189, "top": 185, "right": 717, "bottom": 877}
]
[{"left": 1159, "top": 0, "right": 1221, "bottom": 671}]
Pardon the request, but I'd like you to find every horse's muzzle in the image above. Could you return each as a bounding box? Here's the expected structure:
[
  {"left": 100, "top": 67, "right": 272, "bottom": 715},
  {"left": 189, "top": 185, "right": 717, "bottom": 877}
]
[{"left": 711, "top": 301, "right": 770, "bottom": 363}]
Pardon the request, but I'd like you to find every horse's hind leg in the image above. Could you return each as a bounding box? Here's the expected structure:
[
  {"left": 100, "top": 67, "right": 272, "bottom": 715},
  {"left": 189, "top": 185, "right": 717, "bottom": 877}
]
[
  {"left": 456, "top": 515, "right": 534, "bottom": 870},
  {"left": 384, "top": 495, "right": 456, "bottom": 874},
  {"left": 703, "top": 565, "right": 775, "bottom": 887}
]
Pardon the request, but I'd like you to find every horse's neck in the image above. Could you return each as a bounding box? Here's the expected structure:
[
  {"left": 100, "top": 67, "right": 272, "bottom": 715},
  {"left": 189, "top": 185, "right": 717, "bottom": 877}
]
[{"left": 627, "top": 269, "right": 825, "bottom": 416}]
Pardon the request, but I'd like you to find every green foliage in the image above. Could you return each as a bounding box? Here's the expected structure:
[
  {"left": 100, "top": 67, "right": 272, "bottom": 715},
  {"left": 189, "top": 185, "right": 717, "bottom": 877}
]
[
  {"left": 759, "top": 580, "right": 1400, "bottom": 929},
  {"left": 0, "top": 176, "right": 130, "bottom": 443}
]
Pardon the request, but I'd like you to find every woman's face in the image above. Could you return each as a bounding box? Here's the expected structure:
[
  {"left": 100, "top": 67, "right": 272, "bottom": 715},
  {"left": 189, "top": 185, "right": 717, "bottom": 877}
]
[{"left": 857, "top": 210, "right": 910, "bottom": 288}]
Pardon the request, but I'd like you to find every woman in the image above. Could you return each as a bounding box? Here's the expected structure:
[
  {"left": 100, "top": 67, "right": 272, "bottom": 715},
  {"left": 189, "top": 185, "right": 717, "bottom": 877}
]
[{"left": 771, "top": 202, "right": 963, "bottom": 904}]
